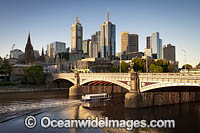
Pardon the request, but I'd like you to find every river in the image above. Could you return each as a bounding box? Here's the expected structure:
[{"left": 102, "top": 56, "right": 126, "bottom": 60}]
[{"left": 0, "top": 90, "right": 200, "bottom": 133}]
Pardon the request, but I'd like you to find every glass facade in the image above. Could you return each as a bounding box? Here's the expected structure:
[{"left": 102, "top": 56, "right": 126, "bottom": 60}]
[
  {"left": 100, "top": 21, "right": 116, "bottom": 60},
  {"left": 47, "top": 42, "right": 66, "bottom": 57},
  {"left": 151, "top": 32, "right": 162, "bottom": 59}
]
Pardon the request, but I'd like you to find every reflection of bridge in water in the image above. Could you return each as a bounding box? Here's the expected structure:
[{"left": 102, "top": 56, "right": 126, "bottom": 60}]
[{"left": 50, "top": 72, "right": 200, "bottom": 108}]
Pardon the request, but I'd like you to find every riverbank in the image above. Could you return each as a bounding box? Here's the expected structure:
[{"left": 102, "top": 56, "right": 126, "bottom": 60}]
[{"left": 0, "top": 87, "right": 67, "bottom": 93}]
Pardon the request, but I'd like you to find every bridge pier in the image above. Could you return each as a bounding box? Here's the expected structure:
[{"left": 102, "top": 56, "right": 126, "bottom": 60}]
[
  {"left": 124, "top": 71, "right": 143, "bottom": 108},
  {"left": 69, "top": 72, "right": 81, "bottom": 97}
]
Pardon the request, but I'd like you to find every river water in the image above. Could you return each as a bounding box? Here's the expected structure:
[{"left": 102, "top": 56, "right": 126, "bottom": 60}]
[{"left": 0, "top": 90, "right": 200, "bottom": 133}]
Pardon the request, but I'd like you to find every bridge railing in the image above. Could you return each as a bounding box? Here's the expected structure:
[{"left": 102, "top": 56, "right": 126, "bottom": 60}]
[
  {"left": 79, "top": 73, "right": 131, "bottom": 81},
  {"left": 139, "top": 73, "right": 200, "bottom": 81}
]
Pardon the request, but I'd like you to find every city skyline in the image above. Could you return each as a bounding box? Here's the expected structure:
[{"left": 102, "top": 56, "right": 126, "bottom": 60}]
[{"left": 0, "top": 0, "right": 200, "bottom": 67}]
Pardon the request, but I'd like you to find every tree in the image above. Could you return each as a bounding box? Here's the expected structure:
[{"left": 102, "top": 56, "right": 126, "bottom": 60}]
[
  {"left": 149, "top": 64, "right": 163, "bottom": 73},
  {"left": 182, "top": 64, "right": 192, "bottom": 70},
  {"left": 121, "top": 61, "right": 129, "bottom": 72},
  {"left": 110, "top": 66, "right": 118, "bottom": 72},
  {"left": 196, "top": 62, "right": 200, "bottom": 69},
  {"left": 22, "top": 65, "right": 45, "bottom": 85},
  {"left": 0, "top": 59, "right": 12, "bottom": 81},
  {"left": 154, "top": 59, "right": 169, "bottom": 72},
  {"left": 132, "top": 58, "right": 145, "bottom": 72}
]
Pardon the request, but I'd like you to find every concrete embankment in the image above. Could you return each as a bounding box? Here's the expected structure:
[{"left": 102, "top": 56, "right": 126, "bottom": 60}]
[
  {"left": 0, "top": 87, "right": 67, "bottom": 93},
  {"left": 125, "top": 91, "right": 200, "bottom": 108}
]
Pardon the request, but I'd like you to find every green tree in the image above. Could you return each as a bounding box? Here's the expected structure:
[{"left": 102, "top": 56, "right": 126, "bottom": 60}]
[
  {"left": 149, "top": 64, "right": 163, "bottom": 73},
  {"left": 0, "top": 59, "right": 13, "bottom": 81},
  {"left": 154, "top": 59, "right": 169, "bottom": 72},
  {"left": 121, "top": 61, "right": 129, "bottom": 72},
  {"left": 110, "top": 66, "right": 119, "bottom": 72},
  {"left": 132, "top": 58, "right": 145, "bottom": 72},
  {"left": 182, "top": 64, "right": 192, "bottom": 70},
  {"left": 22, "top": 65, "right": 45, "bottom": 85}
]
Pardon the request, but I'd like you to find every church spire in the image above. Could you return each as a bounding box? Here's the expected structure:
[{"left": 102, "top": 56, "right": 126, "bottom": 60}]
[
  {"left": 27, "top": 32, "right": 32, "bottom": 45},
  {"left": 25, "top": 32, "right": 35, "bottom": 64}
]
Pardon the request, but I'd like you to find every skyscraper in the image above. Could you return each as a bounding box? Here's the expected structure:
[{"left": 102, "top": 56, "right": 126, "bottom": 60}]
[
  {"left": 121, "top": 32, "right": 138, "bottom": 55},
  {"left": 100, "top": 11, "right": 116, "bottom": 60},
  {"left": 24, "top": 32, "right": 35, "bottom": 64},
  {"left": 162, "top": 44, "right": 176, "bottom": 61},
  {"left": 89, "top": 41, "right": 98, "bottom": 58},
  {"left": 151, "top": 32, "right": 162, "bottom": 59},
  {"left": 82, "top": 39, "right": 91, "bottom": 54},
  {"left": 146, "top": 36, "right": 151, "bottom": 49},
  {"left": 71, "top": 16, "right": 83, "bottom": 53},
  {"left": 47, "top": 41, "right": 66, "bottom": 57},
  {"left": 91, "top": 31, "right": 100, "bottom": 57}
]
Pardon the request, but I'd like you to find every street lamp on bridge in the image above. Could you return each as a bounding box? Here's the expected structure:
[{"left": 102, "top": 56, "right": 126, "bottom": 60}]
[{"left": 182, "top": 49, "right": 186, "bottom": 71}]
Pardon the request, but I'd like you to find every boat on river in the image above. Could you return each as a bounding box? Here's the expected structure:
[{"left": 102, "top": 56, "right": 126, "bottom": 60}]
[{"left": 81, "top": 93, "right": 111, "bottom": 102}]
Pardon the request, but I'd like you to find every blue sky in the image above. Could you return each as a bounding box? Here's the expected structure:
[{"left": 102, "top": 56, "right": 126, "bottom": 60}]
[{"left": 0, "top": 0, "right": 200, "bottom": 67}]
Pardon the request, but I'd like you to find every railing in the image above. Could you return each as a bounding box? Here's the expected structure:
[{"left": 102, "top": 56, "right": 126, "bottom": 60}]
[
  {"left": 139, "top": 73, "right": 200, "bottom": 81},
  {"left": 140, "top": 82, "right": 200, "bottom": 92},
  {"left": 139, "top": 72, "right": 200, "bottom": 92},
  {"left": 80, "top": 73, "right": 130, "bottom": 81}
]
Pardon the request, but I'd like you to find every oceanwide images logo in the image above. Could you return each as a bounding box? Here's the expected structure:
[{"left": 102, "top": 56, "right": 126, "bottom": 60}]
[{"left": 24, "top": 116, "right": 175, "bottom": 130}]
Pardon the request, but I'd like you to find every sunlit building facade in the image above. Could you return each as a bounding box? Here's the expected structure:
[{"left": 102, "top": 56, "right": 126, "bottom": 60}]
[
  {"left": 100, "top": 11, "right": 116, "bottom": 60},
  {"left": 71, "top": 16, "right": 83, "bottom": 53},
  {"left": 151, "top": 32, "right": 162, "bottom": 59}
]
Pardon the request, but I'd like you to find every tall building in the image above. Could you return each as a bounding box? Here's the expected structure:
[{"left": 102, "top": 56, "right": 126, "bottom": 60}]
[
  {"left": 91, "top": 31, "right": 100, "bottom": 57},
  {"left": 71, "top": 16, "right": 83, "bottom": 53},
  {"left": 162, "top": 44, "right": 176, "bottom": 61},
  {"left": 150, "top": 32, "right": 162, "bottom": 59},
  {"left": 24, "top": 33, "right": 35, "bottom": 64},
  {"left": 47, "top": 41, "right": 66, "bottom": 57},
  {"left": 146, "top": 36, "right": 151, "bottom": 49},
  {"left": 121, "top": 32, "right": 138, "bottom": 59},
  {"left": 89, "top": 41, "right": 98, "bottom": 58},
  {"left": 100, "top": 11, "right": 116, "bottom": 60},
  {"left": 82, "top": 39, "right": 91, "bottom": 54},
  {"left": 10, "top": 49, "right": 24, "bottom": 59}
]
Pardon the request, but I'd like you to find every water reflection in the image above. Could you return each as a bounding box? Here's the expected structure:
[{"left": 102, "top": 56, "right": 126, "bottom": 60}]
[{"left": 0, "top": 91, "right": 200, "bottom": 133}]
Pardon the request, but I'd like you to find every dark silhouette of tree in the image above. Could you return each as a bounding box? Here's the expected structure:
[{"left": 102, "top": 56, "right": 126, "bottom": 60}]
[
  {"left": 182, "top": 64, "right": 192, "bottom": 70},
  {"left": 22, "top": 65, "right": 45, "bottom": 85},
  {"left": 0, "top": 59, "right": 12, "bottom": 81},
  {"left": 121, "top": 61, "right": 129, "bottom": 72}
]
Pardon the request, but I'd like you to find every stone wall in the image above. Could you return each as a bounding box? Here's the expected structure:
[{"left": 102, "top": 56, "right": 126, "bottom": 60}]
[
  {"left": 80, "top": 85, "right": 128, "bottom": 95},
  {"left": 125, "top": 91, "right": 200, "bottom": 108}
]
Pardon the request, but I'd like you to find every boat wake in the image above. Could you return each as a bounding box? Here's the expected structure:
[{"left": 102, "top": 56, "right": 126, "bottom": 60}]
[{"left": 0, "top": 99, "right": 83, "bottom": 114}]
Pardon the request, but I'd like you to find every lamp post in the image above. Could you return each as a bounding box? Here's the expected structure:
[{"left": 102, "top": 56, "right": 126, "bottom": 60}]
[
  {"left": 145, "top": 56, "right": 148, "bottom": 73},
  {"left": 182, "top": 49, "right": 186, "bottom": 71},
  {"left": 120, "top": 52, "right": 121, "bottom": 73},
  {"left": 130, "top": 62, "right": 134, "bottom": 72}
]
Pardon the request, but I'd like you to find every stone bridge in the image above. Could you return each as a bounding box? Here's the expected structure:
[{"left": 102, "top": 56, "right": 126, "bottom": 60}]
[
  {"left": 51, "top": 72, "right": 200, "bottom": 92},
  {"left": 50, "top": 71, "right": 200, "bottom": 108}
]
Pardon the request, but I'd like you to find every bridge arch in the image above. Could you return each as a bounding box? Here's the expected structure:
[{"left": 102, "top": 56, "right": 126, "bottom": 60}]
[
  {"left": 140, "top": 82, "right": 200, "bottom": 93},
  {"left": 51, "top": 78, "right": 74, "bottom": 89},
  {"left": 80, "top": 79, "right": 131, "bottom": 91},
  {"left": 52, "top": 78, "right": 75, "bottom": 85}
]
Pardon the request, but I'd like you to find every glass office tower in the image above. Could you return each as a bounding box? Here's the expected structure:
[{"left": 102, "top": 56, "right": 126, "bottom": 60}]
[{"left": 100, "top": 11, "right": 116, "bottom": 60}]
